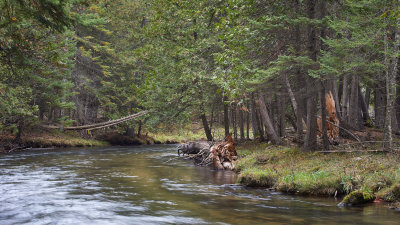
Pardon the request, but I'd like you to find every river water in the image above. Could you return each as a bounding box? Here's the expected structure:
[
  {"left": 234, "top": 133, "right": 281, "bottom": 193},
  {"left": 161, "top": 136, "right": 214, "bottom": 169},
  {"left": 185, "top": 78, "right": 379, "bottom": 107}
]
[{"left": 1, "top": 145, "right": 399, "bottom": 225}]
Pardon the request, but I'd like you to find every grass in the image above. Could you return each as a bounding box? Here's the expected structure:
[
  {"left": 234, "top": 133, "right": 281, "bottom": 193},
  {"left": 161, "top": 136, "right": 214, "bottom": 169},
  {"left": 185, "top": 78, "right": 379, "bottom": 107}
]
[
  {"left": 1, "top": 129, "right": 109, "bottom": 151},
  {"left": 235, "top": 142, "right": 400, "bottom": 202},
  {"left": 149, "top": 129, "right": 206, "bottom": 143},
  {"left": 23, "top": 131, "right": 109, "bottom": 148}
]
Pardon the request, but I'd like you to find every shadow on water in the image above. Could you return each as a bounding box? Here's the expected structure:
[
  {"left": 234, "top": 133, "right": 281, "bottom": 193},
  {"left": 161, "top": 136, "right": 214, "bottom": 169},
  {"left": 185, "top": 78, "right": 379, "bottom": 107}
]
[{"left": 1, "top": 145, "right": 400, "bottom": 225}]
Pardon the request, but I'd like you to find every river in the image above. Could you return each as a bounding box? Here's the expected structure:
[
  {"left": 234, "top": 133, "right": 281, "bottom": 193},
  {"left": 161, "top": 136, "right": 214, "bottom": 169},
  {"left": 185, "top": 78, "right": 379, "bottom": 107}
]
[{"left": 1, "top": 145, "right": 399, "bottom": 224}]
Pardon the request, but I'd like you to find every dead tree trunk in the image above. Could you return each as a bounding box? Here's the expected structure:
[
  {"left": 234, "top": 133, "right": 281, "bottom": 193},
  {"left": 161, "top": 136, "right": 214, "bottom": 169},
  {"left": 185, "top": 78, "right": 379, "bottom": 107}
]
[
  {"left": 257, "top": 93, "right": 281, "bottom": 145},
  {"left": 359, "top": 86, "right": 370, "bottom": 124}
]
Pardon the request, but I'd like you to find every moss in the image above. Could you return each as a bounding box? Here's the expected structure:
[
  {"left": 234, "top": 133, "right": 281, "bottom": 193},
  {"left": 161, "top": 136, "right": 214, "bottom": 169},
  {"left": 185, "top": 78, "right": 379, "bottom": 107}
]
[
  {"left": 377, "top": 183, "right": 400, "bottom": 202},
  {"left": 237, "top": 167, "right": 277, "bottom": 187},
  {"left": 338, "top": 190, "right": 374, "bottom": 206},
  {"left": 235, "top": 142, "right": 400, "bottom": 202}
]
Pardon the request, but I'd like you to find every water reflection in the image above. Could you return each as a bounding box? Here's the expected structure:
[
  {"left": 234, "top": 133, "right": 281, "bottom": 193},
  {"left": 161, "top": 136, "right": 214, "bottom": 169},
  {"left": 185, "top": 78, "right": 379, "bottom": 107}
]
[{"left": 1, "top": 145, "right": 399, "bottom": 225}]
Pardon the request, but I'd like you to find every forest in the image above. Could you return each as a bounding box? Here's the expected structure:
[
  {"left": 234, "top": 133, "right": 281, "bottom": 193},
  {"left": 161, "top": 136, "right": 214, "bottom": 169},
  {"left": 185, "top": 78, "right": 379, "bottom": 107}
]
[{"left": 1, "top": 0, "right": 400, "bottom": 152}]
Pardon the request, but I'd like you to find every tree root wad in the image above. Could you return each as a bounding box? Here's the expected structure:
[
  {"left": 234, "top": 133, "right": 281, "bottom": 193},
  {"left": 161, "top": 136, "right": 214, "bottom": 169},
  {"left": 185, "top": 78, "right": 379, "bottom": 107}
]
[{"left": 177, "top": 134, "right": 238, "bottom": 170}]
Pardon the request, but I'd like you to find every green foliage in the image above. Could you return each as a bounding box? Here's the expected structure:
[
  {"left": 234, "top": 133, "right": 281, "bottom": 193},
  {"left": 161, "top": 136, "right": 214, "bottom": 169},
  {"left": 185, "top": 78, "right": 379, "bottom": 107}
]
[{"left": 0, "top": 0, "right": 76, "bottom": 135}]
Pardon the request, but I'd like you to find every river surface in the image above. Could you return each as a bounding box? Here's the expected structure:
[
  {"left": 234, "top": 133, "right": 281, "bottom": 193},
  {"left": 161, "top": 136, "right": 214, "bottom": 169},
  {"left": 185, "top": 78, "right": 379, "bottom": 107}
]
[{"left": 1, "top": 145, "right": 400, "bottom": 225}]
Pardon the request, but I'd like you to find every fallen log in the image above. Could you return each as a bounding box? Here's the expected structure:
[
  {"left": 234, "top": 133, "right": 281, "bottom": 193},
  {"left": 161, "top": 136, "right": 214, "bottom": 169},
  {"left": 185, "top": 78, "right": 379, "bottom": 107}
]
[{"left": 42, "top": 111, "right": 147, "bottom": 131}]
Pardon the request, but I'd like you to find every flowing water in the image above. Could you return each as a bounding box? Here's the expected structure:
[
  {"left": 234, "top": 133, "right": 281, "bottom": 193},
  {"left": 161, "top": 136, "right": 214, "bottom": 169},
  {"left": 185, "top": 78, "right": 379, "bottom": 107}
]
[{"left": 1, "top": 145, "right": 400, "bottom": 225}]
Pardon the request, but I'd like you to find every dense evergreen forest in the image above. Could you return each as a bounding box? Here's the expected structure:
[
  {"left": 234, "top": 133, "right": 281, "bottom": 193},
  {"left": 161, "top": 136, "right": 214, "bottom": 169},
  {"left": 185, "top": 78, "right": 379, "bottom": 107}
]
[{"left": 1, "top": 0, "right": 400, "bottom": 152}]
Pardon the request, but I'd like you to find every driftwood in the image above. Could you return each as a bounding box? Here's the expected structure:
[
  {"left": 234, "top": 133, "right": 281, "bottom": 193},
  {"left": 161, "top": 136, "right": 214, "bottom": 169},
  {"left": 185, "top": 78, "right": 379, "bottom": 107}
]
[{"left": 177, "top": 134, "right": 238, "bottom": 170}]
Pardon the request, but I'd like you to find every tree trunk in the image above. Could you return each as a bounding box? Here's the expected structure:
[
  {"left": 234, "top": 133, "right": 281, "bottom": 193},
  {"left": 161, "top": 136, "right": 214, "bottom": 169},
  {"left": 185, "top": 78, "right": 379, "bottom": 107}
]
[
  {"left": 341, "top": 74, "right": 349, "bottom": 120},
  {"left": 239, "top": 105, "right": 245, "bottom": 140},
  {"left": 384, "top": 17, "right": 400, "bottom": 150},
  {"left": 304, "top": 0, "right": 318, "bottom": 151},
  {"left": 396, "top": 83, "right": 400, "bottom": 128},
  {"left": 375, "top": 83, "right": 386, "bottom": 129},
  {"left": 137, "top": 120, "right": 142, "bottom": 136},
  {"left": 126, "top": 127, "right": 135, "bottom": 138},
  {"left": 327, "top": 78, "right": 341, "bottom": 121},
  {"left": 321, "top": 82, "right": 329, "bottom": 151},
  {"left": 349, "top": 75, "right": 362, "bottom": 130},
  {"left": 359, "top": 86, "right": 370, "bottom": 123},
  {"left": 223, "top": 95, "right": 230, "bottom": 137},
  {"left": 365, "top": 87, "right": 371, "bottom": 112},
  {"left": 250, "top": 93, "right": 261, "bottom": 140},
  {"left": 246, "top": 102, "right": 250, "bottom": 140},
  {"left": 257, "top": 93, "right": 281, "bottom": 144},
  {"left": 277, "top": 93, "right": 286, "bottom": 137},
  {"left": 304, "top": 80, "right": 318, "bottom": 151},
  {"left": 231, "top": 105, "right": 238, "bottom": 141},
  {"left": 201, "top": 114, "right": 213, "bottom": 141}
]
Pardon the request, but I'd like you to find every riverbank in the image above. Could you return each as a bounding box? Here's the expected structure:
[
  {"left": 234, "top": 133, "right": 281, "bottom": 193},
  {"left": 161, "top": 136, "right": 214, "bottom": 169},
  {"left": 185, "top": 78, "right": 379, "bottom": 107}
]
[
  {"left": 0, "top": 127, "right": 203, "bottom": 153},
  {"left": 0, "top": 130, "right": 109, "bottom": 153},
  {"left": 235, "top": 142, "right": 400, "bottom": 206}
]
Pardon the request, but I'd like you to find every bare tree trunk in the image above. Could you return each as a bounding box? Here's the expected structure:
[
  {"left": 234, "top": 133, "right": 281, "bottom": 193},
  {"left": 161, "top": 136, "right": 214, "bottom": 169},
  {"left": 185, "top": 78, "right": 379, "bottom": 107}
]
[
  {"left": 250, "top": 93, "right": 261, "bottom": 140},
  {"left": 257, "top": 109, "right": 265, "bottom": 140},
  {"left": 232, "top": 105, "right": 238, "bottom": 141},
  {"left": 246, "top": 101, "right": 250, "bottom": 140},
  {"left": 375, "top": 83, "right": 386, "bottom": 129},
  {"left": 257, "top": 93, "right": 281, "bottom": 144},
  {"left": 321, "top": 82, "right": 329, "bottom": 151},
  {"left": 327, "top": 78, "right": 341, "bottom": 120},
  {"left": 384, "top": 16, "right": 400, "bottom": 150},
  {"left": 349, "top": 75, "right": 362, "bottom": 130},
  {"left": 359, "top": 86, "right": 370, "bottom": 124},
  {"left": 277, "top": 93, "right": 286, "bottom": 137},
  {"left": 201, "top": 114, "right": 213, "bottom": 141},
  {"left": 239, "top": 105, "right": 245, "bottom": 140},
  {"left": 304, "top": 0, "right": 318, "bottom": 151},
  {"left": 341, "top": 74, "right": 349, "bottom": 120},
  {"left": 126, "top": 126, "right": 135, "bottom": 138},
  {"left": 365, "top": 87, "right": 371, "bottom": 112},
  {"left": 284, "top": 73, "right": 298, "bottom": 116},
  {"left": 137, "top": 120, "right": 142, "bottom": 136},
  {"left": 223, "top": 95, "right": 230, "bottom": 137},
  {"left": 304, "top": 80, "right": 318, "bottom": 151},
  {"left": 396, "top": 83, "right": 400, "bottom": 128}
]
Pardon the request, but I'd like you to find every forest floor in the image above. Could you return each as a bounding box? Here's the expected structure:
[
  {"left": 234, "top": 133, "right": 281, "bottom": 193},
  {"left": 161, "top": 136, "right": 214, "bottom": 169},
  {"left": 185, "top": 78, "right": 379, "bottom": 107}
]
[{"left": 235, "top": 141, "right": 400, "bottom": 207}]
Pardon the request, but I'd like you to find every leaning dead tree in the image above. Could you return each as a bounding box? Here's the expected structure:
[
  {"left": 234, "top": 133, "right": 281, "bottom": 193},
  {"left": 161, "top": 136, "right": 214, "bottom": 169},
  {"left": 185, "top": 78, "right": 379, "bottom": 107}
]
[
  {"left": 42, "top": 111, "right": 148, "bottom": 131},
  {"left": 178, "top": 134, "right": 238, "bottom": 170}
]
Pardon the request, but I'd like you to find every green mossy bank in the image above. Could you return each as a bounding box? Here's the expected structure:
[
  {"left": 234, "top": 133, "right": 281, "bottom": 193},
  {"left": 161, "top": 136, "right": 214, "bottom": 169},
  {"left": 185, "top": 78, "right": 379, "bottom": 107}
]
[{"left": 235, "top": 143, "right": 400, "bottom": 206}]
